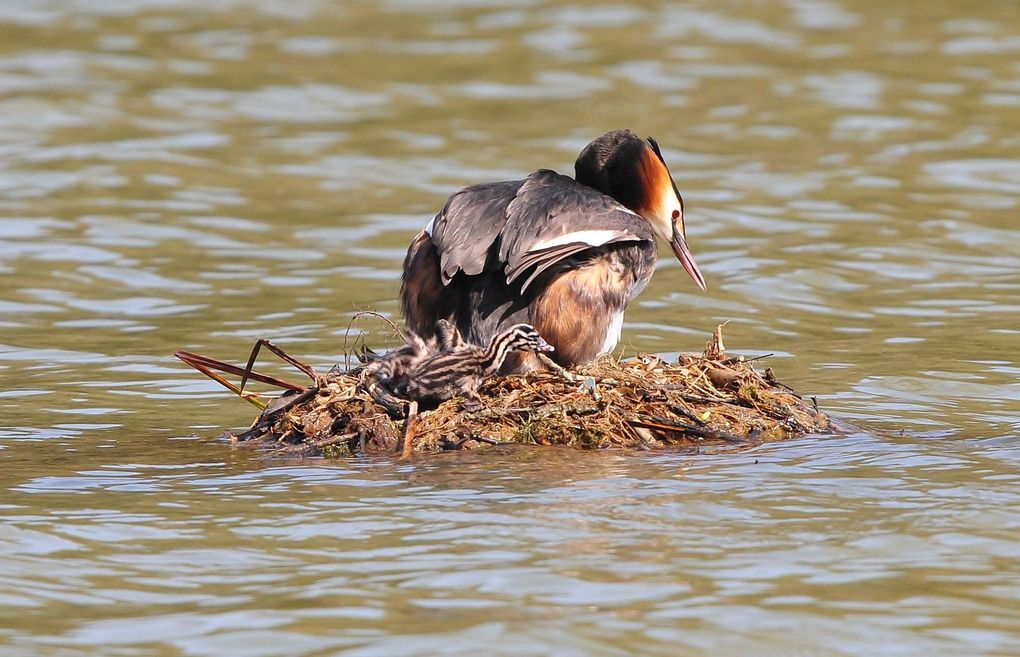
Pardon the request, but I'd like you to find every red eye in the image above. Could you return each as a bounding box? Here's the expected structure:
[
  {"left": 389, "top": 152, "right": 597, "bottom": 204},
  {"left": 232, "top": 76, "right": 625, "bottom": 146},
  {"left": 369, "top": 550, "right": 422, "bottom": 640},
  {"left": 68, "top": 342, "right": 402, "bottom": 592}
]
[{"left": 671, "top": 209, "right": 681, "bottom": 220}]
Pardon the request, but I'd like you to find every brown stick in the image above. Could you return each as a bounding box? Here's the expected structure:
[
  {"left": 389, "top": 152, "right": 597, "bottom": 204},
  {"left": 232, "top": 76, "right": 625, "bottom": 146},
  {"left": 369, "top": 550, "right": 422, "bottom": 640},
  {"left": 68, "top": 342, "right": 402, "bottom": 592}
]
[
  {"left": 670, "top": 403, "right": 706, "bottom": 426},
  {"left": 400, "top": 401, "right": 419, "bottom": 460},
  {"left": 343, "top": 310, "right": 406, "bottom": 371},
  {"left": 261, "top": 387, "right": 318, "bottom": 419},
  {"left": 630, "top": 415, "right": 750, "bottom": 444},
  {"left": 239, "top": 338, "right": 317, "bottom": 394},
  {"left": 309, "top": 432, "right": 357, "bottom": 449},
  {"left": 537, "top": 353, "right": 577, "bottom": 383},
  {"left": 721, "top": 353, "right": 773, "bottom": 366},
  {"left": 175, "top": 350, "right": 306, "bottom": 392}
]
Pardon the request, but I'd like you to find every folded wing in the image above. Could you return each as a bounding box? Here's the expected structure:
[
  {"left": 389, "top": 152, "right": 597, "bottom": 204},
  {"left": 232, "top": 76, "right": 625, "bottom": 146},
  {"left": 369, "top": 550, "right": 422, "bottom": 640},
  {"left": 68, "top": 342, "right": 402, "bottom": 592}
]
[
  {"left": 499, "top": 170, "right": 653, "bottom": 291},
  {"left": 429, "top": 180, "right": 522, "bottom": 284},
  {"left": 428, "top": 169, "right": 653, "bottom": 292}
]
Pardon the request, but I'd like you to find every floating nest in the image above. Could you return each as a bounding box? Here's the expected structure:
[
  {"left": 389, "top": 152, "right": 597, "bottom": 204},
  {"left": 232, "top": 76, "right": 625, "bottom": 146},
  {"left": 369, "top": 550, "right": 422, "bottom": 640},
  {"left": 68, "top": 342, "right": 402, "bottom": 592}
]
[{"left": 181, "top": 325, "right": 834, "bottom": 459}]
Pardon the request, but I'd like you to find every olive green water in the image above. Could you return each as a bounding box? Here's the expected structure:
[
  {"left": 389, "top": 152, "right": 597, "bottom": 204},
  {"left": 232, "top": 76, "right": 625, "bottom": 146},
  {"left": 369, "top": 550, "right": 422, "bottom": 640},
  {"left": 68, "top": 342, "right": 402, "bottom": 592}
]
[{"left": 2, "top": 1, "right": 1019, "bottom": 655}]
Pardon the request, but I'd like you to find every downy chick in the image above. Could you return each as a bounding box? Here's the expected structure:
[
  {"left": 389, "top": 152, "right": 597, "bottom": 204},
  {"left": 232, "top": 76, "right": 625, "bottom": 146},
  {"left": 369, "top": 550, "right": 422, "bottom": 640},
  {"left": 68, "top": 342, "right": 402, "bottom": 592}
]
[
  {"left": 364, "top": 330, "right": 433, "bottom": 387},
  {"left": 395, "top": 323, "right": 553, "bottom": 408},
  {"left": 364, "top": 319, "right": 463, "bottom": 387}
]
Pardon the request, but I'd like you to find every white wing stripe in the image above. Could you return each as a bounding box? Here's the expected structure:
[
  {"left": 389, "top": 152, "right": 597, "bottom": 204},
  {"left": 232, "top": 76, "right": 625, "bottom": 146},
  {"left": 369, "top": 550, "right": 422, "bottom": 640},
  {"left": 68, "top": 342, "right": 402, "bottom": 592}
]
[{"left": 530, "top": 229, "right": 631, "bottom": 251}]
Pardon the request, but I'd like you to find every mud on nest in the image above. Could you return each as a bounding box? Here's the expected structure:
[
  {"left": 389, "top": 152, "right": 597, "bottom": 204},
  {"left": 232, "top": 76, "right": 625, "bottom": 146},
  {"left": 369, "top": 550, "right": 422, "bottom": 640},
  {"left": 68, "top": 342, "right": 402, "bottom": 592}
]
[{"left": 226, "top": 327, "right": 834, "bottom": 459}]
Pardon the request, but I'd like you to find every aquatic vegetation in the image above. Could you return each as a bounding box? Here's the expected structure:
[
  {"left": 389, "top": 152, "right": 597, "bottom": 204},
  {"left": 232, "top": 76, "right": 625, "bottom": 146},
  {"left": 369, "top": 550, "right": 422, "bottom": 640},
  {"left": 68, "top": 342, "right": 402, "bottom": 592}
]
[{"left": 177, "top": 324, "right": 832, "bottom": 458}]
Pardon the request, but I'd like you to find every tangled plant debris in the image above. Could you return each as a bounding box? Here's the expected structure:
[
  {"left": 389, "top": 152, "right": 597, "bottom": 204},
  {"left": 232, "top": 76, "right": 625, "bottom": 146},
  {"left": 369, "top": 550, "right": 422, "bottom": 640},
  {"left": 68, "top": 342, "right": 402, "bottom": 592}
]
[{"left": 177, "top": 323, "right": 833, "bottom": 459}]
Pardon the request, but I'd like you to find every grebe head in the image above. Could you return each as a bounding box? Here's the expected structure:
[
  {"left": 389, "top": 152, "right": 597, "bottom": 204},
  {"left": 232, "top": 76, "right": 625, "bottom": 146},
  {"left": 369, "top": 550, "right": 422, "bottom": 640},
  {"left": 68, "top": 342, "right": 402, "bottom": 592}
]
[
  {"left": 575, "top": 130, "right": 707, "bottom": 291},
  {"left": 501, "top": 324, "right": 554, "bottom": 354}
]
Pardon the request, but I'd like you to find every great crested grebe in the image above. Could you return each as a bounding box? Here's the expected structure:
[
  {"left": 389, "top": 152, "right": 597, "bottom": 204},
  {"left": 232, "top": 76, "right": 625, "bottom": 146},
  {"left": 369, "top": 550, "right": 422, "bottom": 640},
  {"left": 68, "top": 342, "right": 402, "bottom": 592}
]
[
  {"left": 392, "top": 322, "right": 552, "bottom": 408},
  {"left": 400, "top": 129, "right": 706, "bottom": 372}
]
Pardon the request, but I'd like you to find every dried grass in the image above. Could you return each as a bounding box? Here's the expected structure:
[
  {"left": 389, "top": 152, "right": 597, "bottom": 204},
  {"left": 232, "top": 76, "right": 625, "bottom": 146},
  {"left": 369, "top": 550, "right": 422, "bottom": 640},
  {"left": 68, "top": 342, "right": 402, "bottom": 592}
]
[{"left": 224, "top": 327, "right": 833, "bottom": 458}]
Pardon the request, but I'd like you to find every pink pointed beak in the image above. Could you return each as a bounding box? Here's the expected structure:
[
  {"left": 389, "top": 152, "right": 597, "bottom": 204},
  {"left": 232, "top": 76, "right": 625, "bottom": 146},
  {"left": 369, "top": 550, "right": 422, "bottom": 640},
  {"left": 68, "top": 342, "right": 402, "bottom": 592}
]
[{"left": 670, "top": 229, "right": 707, "bottom": 291}]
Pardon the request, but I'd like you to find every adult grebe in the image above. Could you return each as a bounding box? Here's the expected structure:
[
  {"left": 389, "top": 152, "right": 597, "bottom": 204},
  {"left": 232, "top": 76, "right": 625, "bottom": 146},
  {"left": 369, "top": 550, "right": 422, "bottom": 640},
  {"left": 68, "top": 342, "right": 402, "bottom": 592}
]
[{"left": 400, "top": 129, "right": 706, "bottom": 372}]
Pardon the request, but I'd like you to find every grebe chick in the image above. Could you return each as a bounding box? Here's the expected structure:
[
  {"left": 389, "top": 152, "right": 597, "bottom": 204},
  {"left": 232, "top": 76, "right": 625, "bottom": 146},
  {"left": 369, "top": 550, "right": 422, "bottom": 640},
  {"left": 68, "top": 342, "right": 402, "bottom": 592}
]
[
  {"left": 396, "top": 323, "right": 553, "bottom": 408},
  {"left": 364, "top": 330, "right": 433, "bottom": 387},
  {"left": 434, "top": 318, "right": 466, "bottom": 351},
  {"left": 364, "top": 319, "right": 466, "bottom": 385}
]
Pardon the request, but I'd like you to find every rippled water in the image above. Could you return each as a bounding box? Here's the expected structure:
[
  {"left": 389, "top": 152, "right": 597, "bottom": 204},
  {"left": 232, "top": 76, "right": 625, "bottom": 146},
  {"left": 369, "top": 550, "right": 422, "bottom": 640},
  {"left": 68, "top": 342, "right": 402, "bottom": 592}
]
[{"left": 2, "top": 0, "right": 1019, "bottom": 654}]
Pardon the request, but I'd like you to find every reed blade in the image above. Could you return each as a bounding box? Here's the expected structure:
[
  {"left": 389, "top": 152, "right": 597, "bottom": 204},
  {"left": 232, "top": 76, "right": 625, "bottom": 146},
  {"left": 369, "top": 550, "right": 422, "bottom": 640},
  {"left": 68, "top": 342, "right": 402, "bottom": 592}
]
[{"left": 175, "top": 350, "right": 306, "bottom": 391}]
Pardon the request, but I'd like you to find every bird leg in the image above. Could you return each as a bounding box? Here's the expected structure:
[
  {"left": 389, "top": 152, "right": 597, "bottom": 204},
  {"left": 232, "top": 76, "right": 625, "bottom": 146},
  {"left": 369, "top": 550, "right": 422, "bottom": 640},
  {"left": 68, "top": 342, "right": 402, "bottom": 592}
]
[{"left": 367, "top": 381, "right": 408, "bottom": 418}]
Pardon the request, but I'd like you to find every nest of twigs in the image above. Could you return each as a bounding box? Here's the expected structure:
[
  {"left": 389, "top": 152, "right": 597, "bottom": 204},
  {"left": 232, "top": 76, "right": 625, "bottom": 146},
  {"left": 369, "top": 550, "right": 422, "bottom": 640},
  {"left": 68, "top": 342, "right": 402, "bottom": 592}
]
[{"left": 202, "top": 325, "right": 833, "bottom": 458}]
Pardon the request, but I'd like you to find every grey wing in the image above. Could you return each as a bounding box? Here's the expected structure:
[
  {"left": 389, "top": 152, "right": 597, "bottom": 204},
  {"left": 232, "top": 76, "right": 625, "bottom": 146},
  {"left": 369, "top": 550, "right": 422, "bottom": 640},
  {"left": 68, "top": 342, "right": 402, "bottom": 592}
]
[
  {"left": 429, "top": 180, "right": 523, "bottom": 284},
  {"left": 498, "top": 170, "right": 654, "bottom": 291}
]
